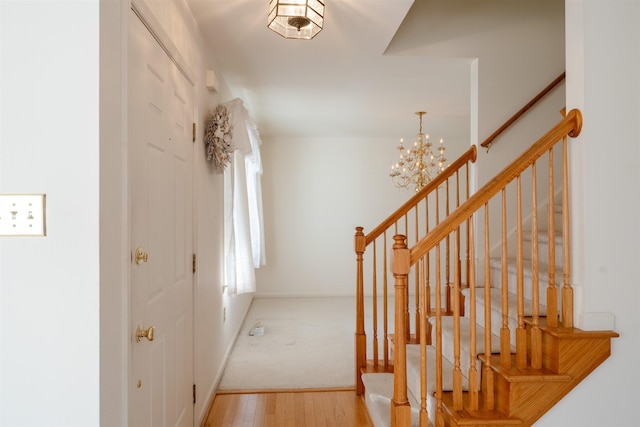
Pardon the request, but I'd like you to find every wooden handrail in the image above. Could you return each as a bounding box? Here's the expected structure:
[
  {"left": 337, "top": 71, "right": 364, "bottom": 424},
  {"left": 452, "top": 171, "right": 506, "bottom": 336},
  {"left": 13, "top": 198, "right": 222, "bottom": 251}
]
[
  {"left": 411, "top": 108, "right": 581, "bottom": 264},
  {"left": 480, "top": 72, "right": 566, "bottom": 151},
  {"left": 365, "top": 145, "right": 477, "bottom": 245}
]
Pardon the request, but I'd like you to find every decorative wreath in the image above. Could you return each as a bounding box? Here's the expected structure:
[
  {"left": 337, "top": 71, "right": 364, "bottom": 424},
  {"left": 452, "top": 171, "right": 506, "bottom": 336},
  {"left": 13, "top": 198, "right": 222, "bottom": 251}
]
[{"left": 204, "top": 104, "right": 234, "bottom": 173}]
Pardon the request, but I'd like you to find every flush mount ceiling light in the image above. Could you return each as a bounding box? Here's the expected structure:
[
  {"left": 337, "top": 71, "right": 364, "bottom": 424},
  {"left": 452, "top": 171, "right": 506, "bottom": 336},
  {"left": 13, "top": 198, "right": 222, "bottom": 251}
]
[{"left": 268, "top": 0, "right": 325, "bottom": 40}]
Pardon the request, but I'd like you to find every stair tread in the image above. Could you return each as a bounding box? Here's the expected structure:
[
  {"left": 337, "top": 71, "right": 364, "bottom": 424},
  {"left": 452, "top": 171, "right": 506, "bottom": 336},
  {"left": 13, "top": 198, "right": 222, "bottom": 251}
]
[
  {"left": 406, "top": 344, "right": 461, "bottom": 400},
  {"left": 489, "top": 257, "right": 564, "bottom": 278},
  {"left": 461, "top": 287, "right": 548, "bottom": 318},
  {"left": 524, "top": 317, "right": 620, "bottom": 339},
  {"left": 361, "top": 361, "right": 394, "bottom": 374},
  {"left": 522, "top": 230, "right": 562, "bottom": 244},
  {"left": 430, "top": 315, "right": 508, "bottom": 354},
  {"left": 440, "top": 392, "right": 523, "bottom": 426},
  {"left": 479, "top": 354, "right": 571, "bottom": 383}
]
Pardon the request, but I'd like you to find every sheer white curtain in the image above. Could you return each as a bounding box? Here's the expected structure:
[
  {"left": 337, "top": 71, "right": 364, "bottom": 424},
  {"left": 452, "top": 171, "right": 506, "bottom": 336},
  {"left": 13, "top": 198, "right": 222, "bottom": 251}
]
[{"left": 223, "top": 98, "right": 265, "bottom": 296}]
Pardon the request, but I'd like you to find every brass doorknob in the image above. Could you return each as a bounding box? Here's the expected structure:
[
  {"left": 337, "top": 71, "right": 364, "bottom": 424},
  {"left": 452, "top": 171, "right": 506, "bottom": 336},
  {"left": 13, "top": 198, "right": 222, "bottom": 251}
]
[
  {"left": 134, "top": 247, "right": 149, "bottom": 265},
  {"left": 135, "top": 325, "right": 155, "bottom": 342}
]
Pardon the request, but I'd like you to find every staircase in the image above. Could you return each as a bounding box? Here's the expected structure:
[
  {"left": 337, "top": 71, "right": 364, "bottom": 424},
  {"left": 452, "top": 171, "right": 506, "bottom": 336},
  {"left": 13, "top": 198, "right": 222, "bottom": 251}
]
[{"left": 354, "top": 109, "right": 618, "bottom": 426}]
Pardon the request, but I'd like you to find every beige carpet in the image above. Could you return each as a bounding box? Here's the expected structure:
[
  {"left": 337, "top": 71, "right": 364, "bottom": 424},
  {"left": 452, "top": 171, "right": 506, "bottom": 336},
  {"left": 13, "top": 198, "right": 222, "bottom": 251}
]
[{"left": 217, "top": 297, "right": 355, "bottom": 391}]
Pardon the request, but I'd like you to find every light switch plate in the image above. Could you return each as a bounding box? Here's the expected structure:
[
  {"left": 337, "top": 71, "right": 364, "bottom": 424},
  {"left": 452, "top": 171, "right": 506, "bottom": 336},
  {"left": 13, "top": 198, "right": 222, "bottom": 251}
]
[{"left": 0, "top": 194, "right": 46, "bottom": 236}]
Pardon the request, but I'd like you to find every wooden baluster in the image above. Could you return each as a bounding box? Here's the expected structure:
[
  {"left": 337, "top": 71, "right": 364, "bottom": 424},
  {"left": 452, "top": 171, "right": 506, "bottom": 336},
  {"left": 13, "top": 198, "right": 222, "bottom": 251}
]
[
  {"left": 434, "top": 243, "right": 444, "bottom": 427},
  {"left": 420, "top": 258, "right": 425, "bottom": 325},
  {"left": 419, "top": 256, "right": 429, "bottom": 426},
  {"left": 500, "top": 188, "right": 511, "bottom": 368},
  {"left": 562, "top": 135, "right": 573, "bottom": 327},
  {"left": 455, "top": 174, "right": 463, "bottom": 317},
  {"left": 455, "top": 172, "right": 461, "bottom": 291},
  {"left": 445, "top": 180, "right": 452, "bottom": 314},
  {"left": 404, "top": 213, "right": 411, "bottom": 341},
  {"left": 453, "top": 228, "right": 463, "bottom": 410},
  {"left": 465, "top": 163, "right": 471, "bottom": 296},
  {"left": 434, "top": 183, "right": 446, "bottom": 316},
  {"left": 516, "top": 176, "right": 527, "bottom": 369},
  {"left": 391, "top": 235, "right": 411, "bottom": 427},
  {"left": 467, "top": 215, "right": 479, "bottom": 411},
  {"left": 425, "top": 198, "right": 432, "bottom": 316},
  {"left": 435, "top": 189, "right": 441, "bottom": 226},
  {"left": 372, "top": 240, "right": 379, "bottom": 367},
  {"left": 384, "top": 232, "right": 390, "bottom": 367},
  {"left": 415, "top": 205, "right": 421, "bottom": 341},
  {"left": 404, "top": 213, "right": 409, "bottom": 238},
  {"left": 354, "top": 227, "right": 367, "bottom": 395},
  {"left": 483, "top": 204, "right": 495, "bottom": 410},
  {"left": 547, "top": 148, "right": 558, "bottom": 327},
  {"left": 531, "top": 162, "right": 542, "bottom": 369}
]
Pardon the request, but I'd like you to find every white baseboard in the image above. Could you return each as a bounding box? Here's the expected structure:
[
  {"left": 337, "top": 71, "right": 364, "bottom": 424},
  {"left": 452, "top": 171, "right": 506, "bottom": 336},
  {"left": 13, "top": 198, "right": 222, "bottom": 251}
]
[
  {"left": 577, "top": 311, "right": 616, "bottom": 331},
  {"left": 253, "top": 292, "right": 356, "bottom": 298},
  {"left": 253, "top": 292, "right": 417, "bottom": 298}
]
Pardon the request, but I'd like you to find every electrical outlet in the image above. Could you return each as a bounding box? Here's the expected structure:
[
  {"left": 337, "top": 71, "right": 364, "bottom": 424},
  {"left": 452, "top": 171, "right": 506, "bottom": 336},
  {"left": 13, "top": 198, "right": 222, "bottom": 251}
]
[{"left": 0, "top": 194, "right": 46, "bottom": 236}]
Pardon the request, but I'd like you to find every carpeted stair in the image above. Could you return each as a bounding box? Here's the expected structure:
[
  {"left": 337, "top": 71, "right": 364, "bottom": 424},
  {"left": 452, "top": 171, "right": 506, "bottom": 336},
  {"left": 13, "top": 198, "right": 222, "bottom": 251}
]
[{"left": 362, "top": 205, "right": 563, "bottom": 426}]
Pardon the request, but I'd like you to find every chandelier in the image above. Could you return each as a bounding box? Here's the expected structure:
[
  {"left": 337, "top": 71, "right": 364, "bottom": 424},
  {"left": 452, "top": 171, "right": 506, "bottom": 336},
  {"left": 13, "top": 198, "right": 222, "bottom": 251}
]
[
  {"left": 268, "top": 0, "right": 325, "bottom": 40},
  {"left": 390, "top": 112, "right": 447, "bottom": 192}
]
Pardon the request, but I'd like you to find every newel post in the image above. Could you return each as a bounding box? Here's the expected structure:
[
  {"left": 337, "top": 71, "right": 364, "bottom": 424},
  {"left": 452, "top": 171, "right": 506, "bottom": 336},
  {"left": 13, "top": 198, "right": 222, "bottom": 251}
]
[
  {"left": 391, "top": 235, "right": 411, "bottom": 426},
  {"left": 355, "top": 227, "right": 367, "bottom": 395}
]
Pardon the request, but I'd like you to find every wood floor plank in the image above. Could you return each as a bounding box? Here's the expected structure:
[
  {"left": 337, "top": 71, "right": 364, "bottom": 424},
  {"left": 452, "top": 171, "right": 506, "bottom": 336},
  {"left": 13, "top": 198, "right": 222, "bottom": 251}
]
[
  {"left": 303, "top": 392, "right": 319, "bottom": 427},
  {"left": 204, "top": 390, "right": 371, "bottom": 427}
]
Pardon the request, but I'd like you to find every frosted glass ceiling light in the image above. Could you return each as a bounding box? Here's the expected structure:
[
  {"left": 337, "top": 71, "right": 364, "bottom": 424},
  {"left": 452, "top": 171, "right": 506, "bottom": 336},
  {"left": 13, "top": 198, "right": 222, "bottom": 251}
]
[{"left": 268, "top": 0, "right": 324, "bottom": 40}]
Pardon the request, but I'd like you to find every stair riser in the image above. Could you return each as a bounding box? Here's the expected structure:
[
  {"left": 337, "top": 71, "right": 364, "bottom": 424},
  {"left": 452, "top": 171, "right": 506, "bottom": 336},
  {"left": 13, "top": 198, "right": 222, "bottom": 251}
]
[
  {"left": 465, "top": 299, "right": 521, "bottom": 346},
  {"left": 431, "top": 317, "right": 499, "bottom": 385},
  {"left": 489, "top": 266, "right": 559, "bottom": 308},
  {"left": 541, "top": 330, "right": 614, "bottom": 375},
  {"left": 361, "top": 373, "right": 423, "bottom": 427},
  {"left": 462, "top": 289, "right": 560, "bottom": 344},
  {"left": 494, "top": 376, "right": 566, "bottom": 422},
  {"left": 522, "top": 236, "right": 563, "bottom": 268}
]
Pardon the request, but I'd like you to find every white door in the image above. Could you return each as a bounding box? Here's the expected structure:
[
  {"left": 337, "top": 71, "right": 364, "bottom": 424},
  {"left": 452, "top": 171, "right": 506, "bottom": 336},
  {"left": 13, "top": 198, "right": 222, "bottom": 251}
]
[{"left": 128, "top": 9, "right": 194, "bottom": 427}]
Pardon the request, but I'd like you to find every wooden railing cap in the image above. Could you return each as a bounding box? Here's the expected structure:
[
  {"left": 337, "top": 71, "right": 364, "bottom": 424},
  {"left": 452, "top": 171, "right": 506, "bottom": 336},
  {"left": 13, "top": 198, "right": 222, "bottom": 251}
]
[{"left": 354, "top": 227, "right": 366, "bottom": 253}]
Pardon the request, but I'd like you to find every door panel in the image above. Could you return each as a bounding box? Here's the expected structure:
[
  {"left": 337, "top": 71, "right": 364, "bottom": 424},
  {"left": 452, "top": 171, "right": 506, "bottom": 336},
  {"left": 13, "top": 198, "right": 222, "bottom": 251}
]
[{"left": 129, "top": 9, "right": 194, "bottom": 427}]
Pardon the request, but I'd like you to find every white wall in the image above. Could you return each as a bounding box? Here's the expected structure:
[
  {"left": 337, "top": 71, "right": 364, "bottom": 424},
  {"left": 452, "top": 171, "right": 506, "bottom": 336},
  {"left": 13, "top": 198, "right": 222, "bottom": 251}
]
[
  {"left": 0, "top": 2, "right": 100, "bottom": 425},
  {"left": 255, "top": 129, "right": 469, "bottom": 297},
  {"left": 191, "top": 31, "right": 253, "bottom": 427},
  {"left": 474, "top": 85, "right": 567, "bottom": 268},
  {"left": 2, "top": 1, "right": 252, "bottom": 425},
  {"left": 537, "top": 2, "right": 640, "bottom": 426},
  {"left": 387, "top": 0, "right": 566, "bottom": 150}
]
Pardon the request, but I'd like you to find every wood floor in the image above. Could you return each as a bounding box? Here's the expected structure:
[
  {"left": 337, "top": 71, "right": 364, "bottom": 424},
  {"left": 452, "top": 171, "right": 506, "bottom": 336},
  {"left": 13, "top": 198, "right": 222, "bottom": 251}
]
[{"left": 203, "top": 389, "right": 372, "bottom": 426}]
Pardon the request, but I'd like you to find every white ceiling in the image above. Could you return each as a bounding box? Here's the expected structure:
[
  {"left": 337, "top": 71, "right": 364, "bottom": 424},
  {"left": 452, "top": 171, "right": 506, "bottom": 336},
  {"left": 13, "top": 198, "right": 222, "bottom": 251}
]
[{"left": 185, "top": 0, "right": 564, "bottom": 141}]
